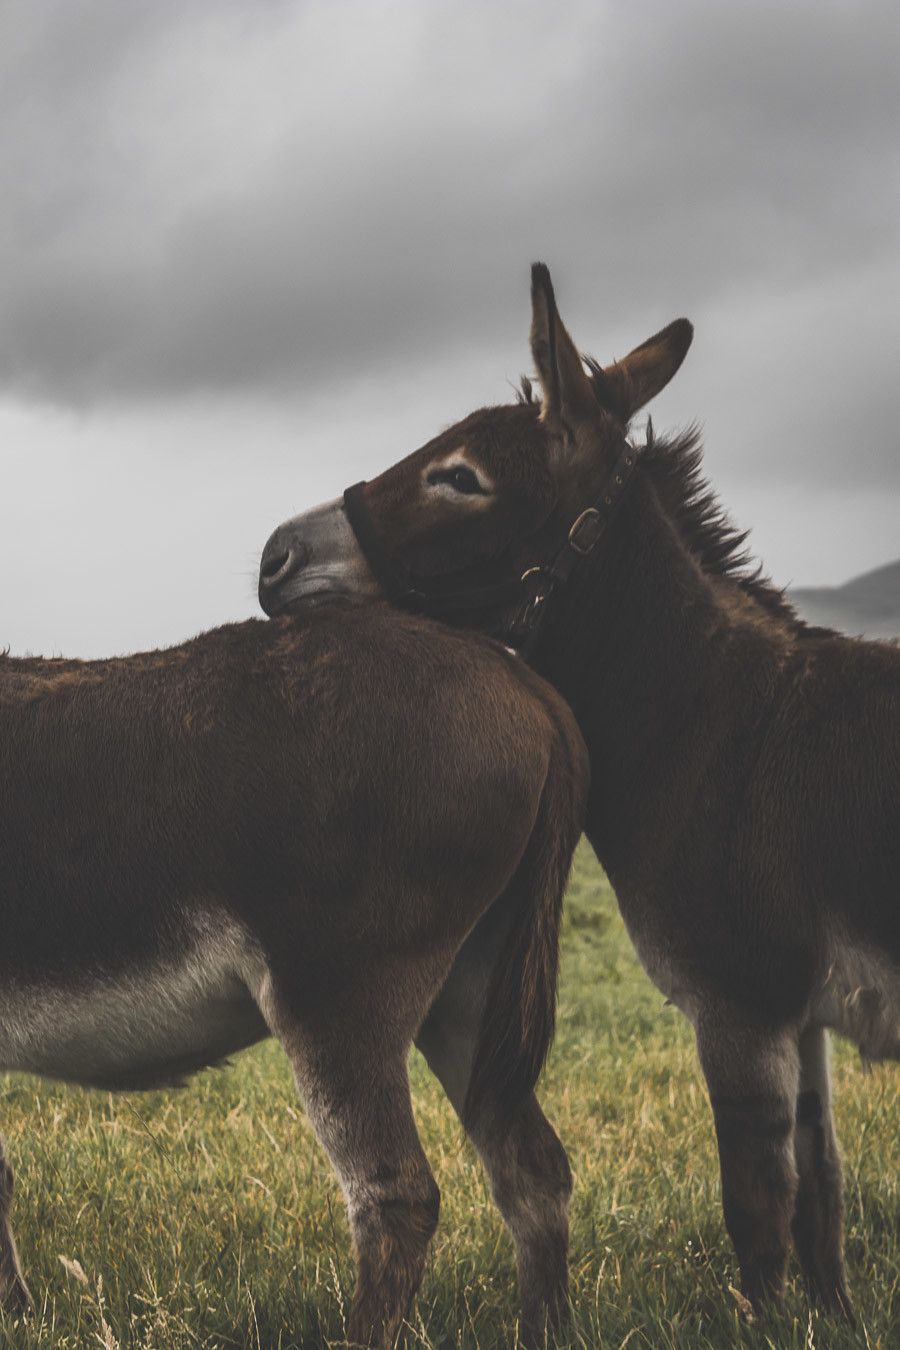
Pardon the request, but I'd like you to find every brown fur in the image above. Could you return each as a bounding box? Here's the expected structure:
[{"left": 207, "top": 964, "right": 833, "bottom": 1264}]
[
  {"left": 0, "top": 604, "right": 587, "bottom": 1345},
  {"left": 266, "top": 264, "right": 898, "bottom": 1321}
]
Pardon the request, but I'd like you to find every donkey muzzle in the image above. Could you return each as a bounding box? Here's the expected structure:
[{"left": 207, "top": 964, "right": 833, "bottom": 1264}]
[
  {"left": 258, "top": 529, "right": 311, "bottom": 614},
  {"left": 258, "top": 497, "right": 380, "bottom": 617}
]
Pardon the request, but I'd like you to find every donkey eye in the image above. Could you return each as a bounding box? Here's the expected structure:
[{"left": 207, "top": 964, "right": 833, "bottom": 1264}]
[{"left": 427, "top": 465, "right": 487, "bottom": 496}]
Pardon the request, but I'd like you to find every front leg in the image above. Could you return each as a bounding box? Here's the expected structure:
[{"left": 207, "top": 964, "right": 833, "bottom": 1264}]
[
  {"left": 695, "top": 1012, "right": 800, "bottom": 1312},
  {"left": 792, "top": 1025, "right": 853, "bottom": 1318},
  {"left": 0, "top": 1139, "right": 31, "bottom": 1317}
]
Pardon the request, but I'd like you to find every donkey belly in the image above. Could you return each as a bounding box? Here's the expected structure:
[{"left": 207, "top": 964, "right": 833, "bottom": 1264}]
[
  {"left": 811, "top": 935, "right": 900, "bottom": 1062},
  {"left": 0, "top": 918, "right": 271, "bottom": 1090}
]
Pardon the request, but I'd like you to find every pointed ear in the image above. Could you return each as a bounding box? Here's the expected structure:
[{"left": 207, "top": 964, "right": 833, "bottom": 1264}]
[
  {"left": 589, "top": 318, "right": 693, "bottom": 422},
  {"left": 530, "top": 263, "right": 599, "bottom": 430}
]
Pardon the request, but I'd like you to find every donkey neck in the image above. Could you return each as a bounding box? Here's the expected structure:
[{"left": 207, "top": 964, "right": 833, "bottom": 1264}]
[{"left": 534, "top": 473, "right": 792, "bottom": 878}]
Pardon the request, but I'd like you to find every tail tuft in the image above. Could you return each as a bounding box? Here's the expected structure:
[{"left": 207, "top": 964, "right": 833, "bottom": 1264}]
[{"left": 464, "top": 708, "right": 587, "bottom": 1125}]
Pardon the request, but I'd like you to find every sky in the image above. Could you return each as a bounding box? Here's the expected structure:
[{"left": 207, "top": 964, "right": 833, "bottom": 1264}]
[{"left": 2, "top": 0, "right": 898, "bottom": 658}]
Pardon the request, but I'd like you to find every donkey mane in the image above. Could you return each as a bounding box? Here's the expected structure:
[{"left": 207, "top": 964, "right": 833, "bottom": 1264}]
[{"left": 638, "top": 425, "right": 803, "bottom": 626}]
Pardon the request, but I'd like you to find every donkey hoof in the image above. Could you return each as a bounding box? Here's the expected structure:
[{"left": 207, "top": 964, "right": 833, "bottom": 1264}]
[
  {"left": 821, "top": 1285, "right": 856, "bottom": 1326},
  {"left": 727, "top": 1283, "right": 755, "bottom": 1321},
  {"left": 522, "top": 1298, "right": 571, "bottom": 1349},
  {"left": 1, "top": 1276, "right": 34, "bottom": 1318}
]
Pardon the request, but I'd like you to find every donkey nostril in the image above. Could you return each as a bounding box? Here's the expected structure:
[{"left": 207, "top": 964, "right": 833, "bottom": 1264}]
[{"left": 261, "top": 548, "right": 292, "bottom": 583}]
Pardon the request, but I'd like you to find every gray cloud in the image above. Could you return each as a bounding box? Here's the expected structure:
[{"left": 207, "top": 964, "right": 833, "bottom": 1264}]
[
  {"left": 1, "top": 0, "right": 898, "bottom": 656},
  {"left": 2, "top": 4, "right": 898, "bottom": 400}
]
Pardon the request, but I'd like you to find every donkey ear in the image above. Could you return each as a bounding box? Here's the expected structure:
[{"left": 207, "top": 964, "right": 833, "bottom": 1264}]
[
  {"left": 530, "top": 263, "right": 599, "bottom": 430},
  {"left": 590, "top": 318, "right": 693, "bottom": 421}
]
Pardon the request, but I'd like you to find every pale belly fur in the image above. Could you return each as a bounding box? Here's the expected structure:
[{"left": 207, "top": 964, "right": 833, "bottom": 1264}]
[
  {"left": 811, "top": 933, "right": 900, "bottom": 1061},
  {"left": 629, "top": 919, "right": 900, "bottom": 1061},
  {"left": 0, "top": 911, "right": 271, "bottom": 1090}
]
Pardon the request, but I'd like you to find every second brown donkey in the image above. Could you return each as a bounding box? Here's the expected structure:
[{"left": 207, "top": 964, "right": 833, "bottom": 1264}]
[{"left": 260, "top": 265, "right": 899, "bottom": 1319}]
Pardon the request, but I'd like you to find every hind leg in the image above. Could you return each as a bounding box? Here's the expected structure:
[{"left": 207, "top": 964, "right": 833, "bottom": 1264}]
[
  {"left": 259, "top": 966, "right": 442, "bottom": 1348},
  {"left": 416, "top": 908, "right": 572, "bottom": 1340},
  {"left": 695, "top": 1014, "right": 800, "bottom": 1312},
  {"left": 467, "top": 1095, "right": 570, "bottom": 1343},
  {"left": 791, "top": 1026, "right": 853, "bottom": 1318},
  {"left": 0, "top": 1139, "right": 31, "bottom": 1316}
]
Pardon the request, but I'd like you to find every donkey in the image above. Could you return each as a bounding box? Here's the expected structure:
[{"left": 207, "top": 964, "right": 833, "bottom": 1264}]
[
  {"left": 0, "top": 604, "right": 588, "bottom": 1345},
  {"left": 259, "top": 265, "right": 900, "bottom": 1319}
]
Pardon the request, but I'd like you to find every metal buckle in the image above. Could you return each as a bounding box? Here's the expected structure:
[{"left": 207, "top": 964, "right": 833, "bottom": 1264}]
[
  {"left": 568, "top": 507, "right": 603, "bottom": 555},
  {"left": 517, "top": 566, "right": 549, "bottom": 630},
  {"left": 520, "top": 565, "right": 546, "bottom": 584},
  {"left": 519, "top": 591, "right": 546, "bottom": 627}
]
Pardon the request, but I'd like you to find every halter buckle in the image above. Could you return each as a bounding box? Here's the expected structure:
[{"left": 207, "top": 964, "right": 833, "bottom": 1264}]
[
  {"left": 568, "top": 507, "right": 603, "bottom": 555},
  {"left": 520, "top": 565, "right": 547, "bottom": 584},
  {"left": 518, "top": 589, "right": 547, "bottom": 631},
  {"left": 515, "top": 566, "right": 551, "bottom": 630}
]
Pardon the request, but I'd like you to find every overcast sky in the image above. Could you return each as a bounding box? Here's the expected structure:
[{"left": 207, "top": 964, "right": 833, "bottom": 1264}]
[{"left": 2, "top": 0, "right": 897, "bottom": 658}]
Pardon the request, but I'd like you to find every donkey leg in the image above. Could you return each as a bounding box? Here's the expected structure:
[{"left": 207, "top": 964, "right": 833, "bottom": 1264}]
[
  {"left": 791, "top": 1026, "right": 853, "bottom": 1319},
  {"left": 0, "top": 1139, "right": 31, "bottom": 1315},
  {"left": 416, "top": 929, "right": 572, "bottom": 1339},
  {"left": 261, "top": 976, "right": 440, "bottom": 1348},
  {"left": 695, "top": 1015, "right": 800, "bottom": 1312},
  {"left": 468, "top": 1095, "right": 571, "bottom": 1342}
]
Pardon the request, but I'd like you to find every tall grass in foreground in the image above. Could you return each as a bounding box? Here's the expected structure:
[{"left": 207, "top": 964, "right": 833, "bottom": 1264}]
[{"left": 0, "top": 844, "right": 896, "bottom": 1347}]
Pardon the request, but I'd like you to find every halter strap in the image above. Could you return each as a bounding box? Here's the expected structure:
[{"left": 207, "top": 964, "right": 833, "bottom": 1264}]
[
  {"left": 343, "top": 482, "right": 528, "bottom": 617},
  {"left": 343, "top": 438, "right": 642, "bottom": 653}
]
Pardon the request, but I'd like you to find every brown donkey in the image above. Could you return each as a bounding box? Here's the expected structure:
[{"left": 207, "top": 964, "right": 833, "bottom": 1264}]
[
  {"left": 0, "top": 606, "right": 588, "bottom": 1344},
  {"left": 260, "top": 265, "right": 900, "bottom": 1319}
]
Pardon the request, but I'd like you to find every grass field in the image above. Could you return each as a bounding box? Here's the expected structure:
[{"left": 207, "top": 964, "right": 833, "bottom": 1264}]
[{"left": 0, "top": 845, "right": 896, "bottom": 1348}]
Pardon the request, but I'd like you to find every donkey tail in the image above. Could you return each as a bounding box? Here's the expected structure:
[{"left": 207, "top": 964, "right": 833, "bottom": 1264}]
[{"left": 463, "top": 701, "right": 588, "bottom": 1126}]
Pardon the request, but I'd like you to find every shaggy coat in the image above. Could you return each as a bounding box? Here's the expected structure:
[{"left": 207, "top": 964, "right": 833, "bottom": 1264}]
[{"left": 0, "top": 605, "right": 588, "bottom": 1345}]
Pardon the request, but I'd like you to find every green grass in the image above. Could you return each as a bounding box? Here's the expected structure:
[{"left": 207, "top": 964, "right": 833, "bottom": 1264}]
[{"left": 1, "top": 845, "right": 896, "bottom": 1347}]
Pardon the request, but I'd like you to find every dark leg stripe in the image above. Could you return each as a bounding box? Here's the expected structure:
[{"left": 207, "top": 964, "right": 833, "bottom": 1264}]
[
  {"left": 712, "top": 1094, "right": 794, "bottom": 1143},
  {"left": 796, "top": 1089, "right": 823, "bottom": 1128}
]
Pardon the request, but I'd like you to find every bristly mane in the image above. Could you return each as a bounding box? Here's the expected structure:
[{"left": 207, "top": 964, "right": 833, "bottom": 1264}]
[
  {"left": 639, "top": 422, "right": 803, "bottom": 626},
  {"left": 516, "top": 374, "right": 538, "bottom": 406}
]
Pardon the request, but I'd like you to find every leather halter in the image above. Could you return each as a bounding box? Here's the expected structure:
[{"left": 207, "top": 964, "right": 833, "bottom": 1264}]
[{"left": 343, "top": 438, "right": 642, "bottom": 655}]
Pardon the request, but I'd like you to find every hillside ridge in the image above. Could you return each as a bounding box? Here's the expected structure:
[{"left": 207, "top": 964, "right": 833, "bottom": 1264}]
[{"left": 791, "top": 558, "right": 900, "bottom": 638}]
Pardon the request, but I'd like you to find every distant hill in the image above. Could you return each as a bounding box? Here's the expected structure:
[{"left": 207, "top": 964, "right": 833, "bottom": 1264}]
[{"left": 790, "top": 559, "right": 900, "bottom": 639}]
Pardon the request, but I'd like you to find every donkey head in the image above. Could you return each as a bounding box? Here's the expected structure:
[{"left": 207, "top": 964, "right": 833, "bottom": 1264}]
[{"left": 259, "top": 265, "right": 692, "bottom": 641}]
